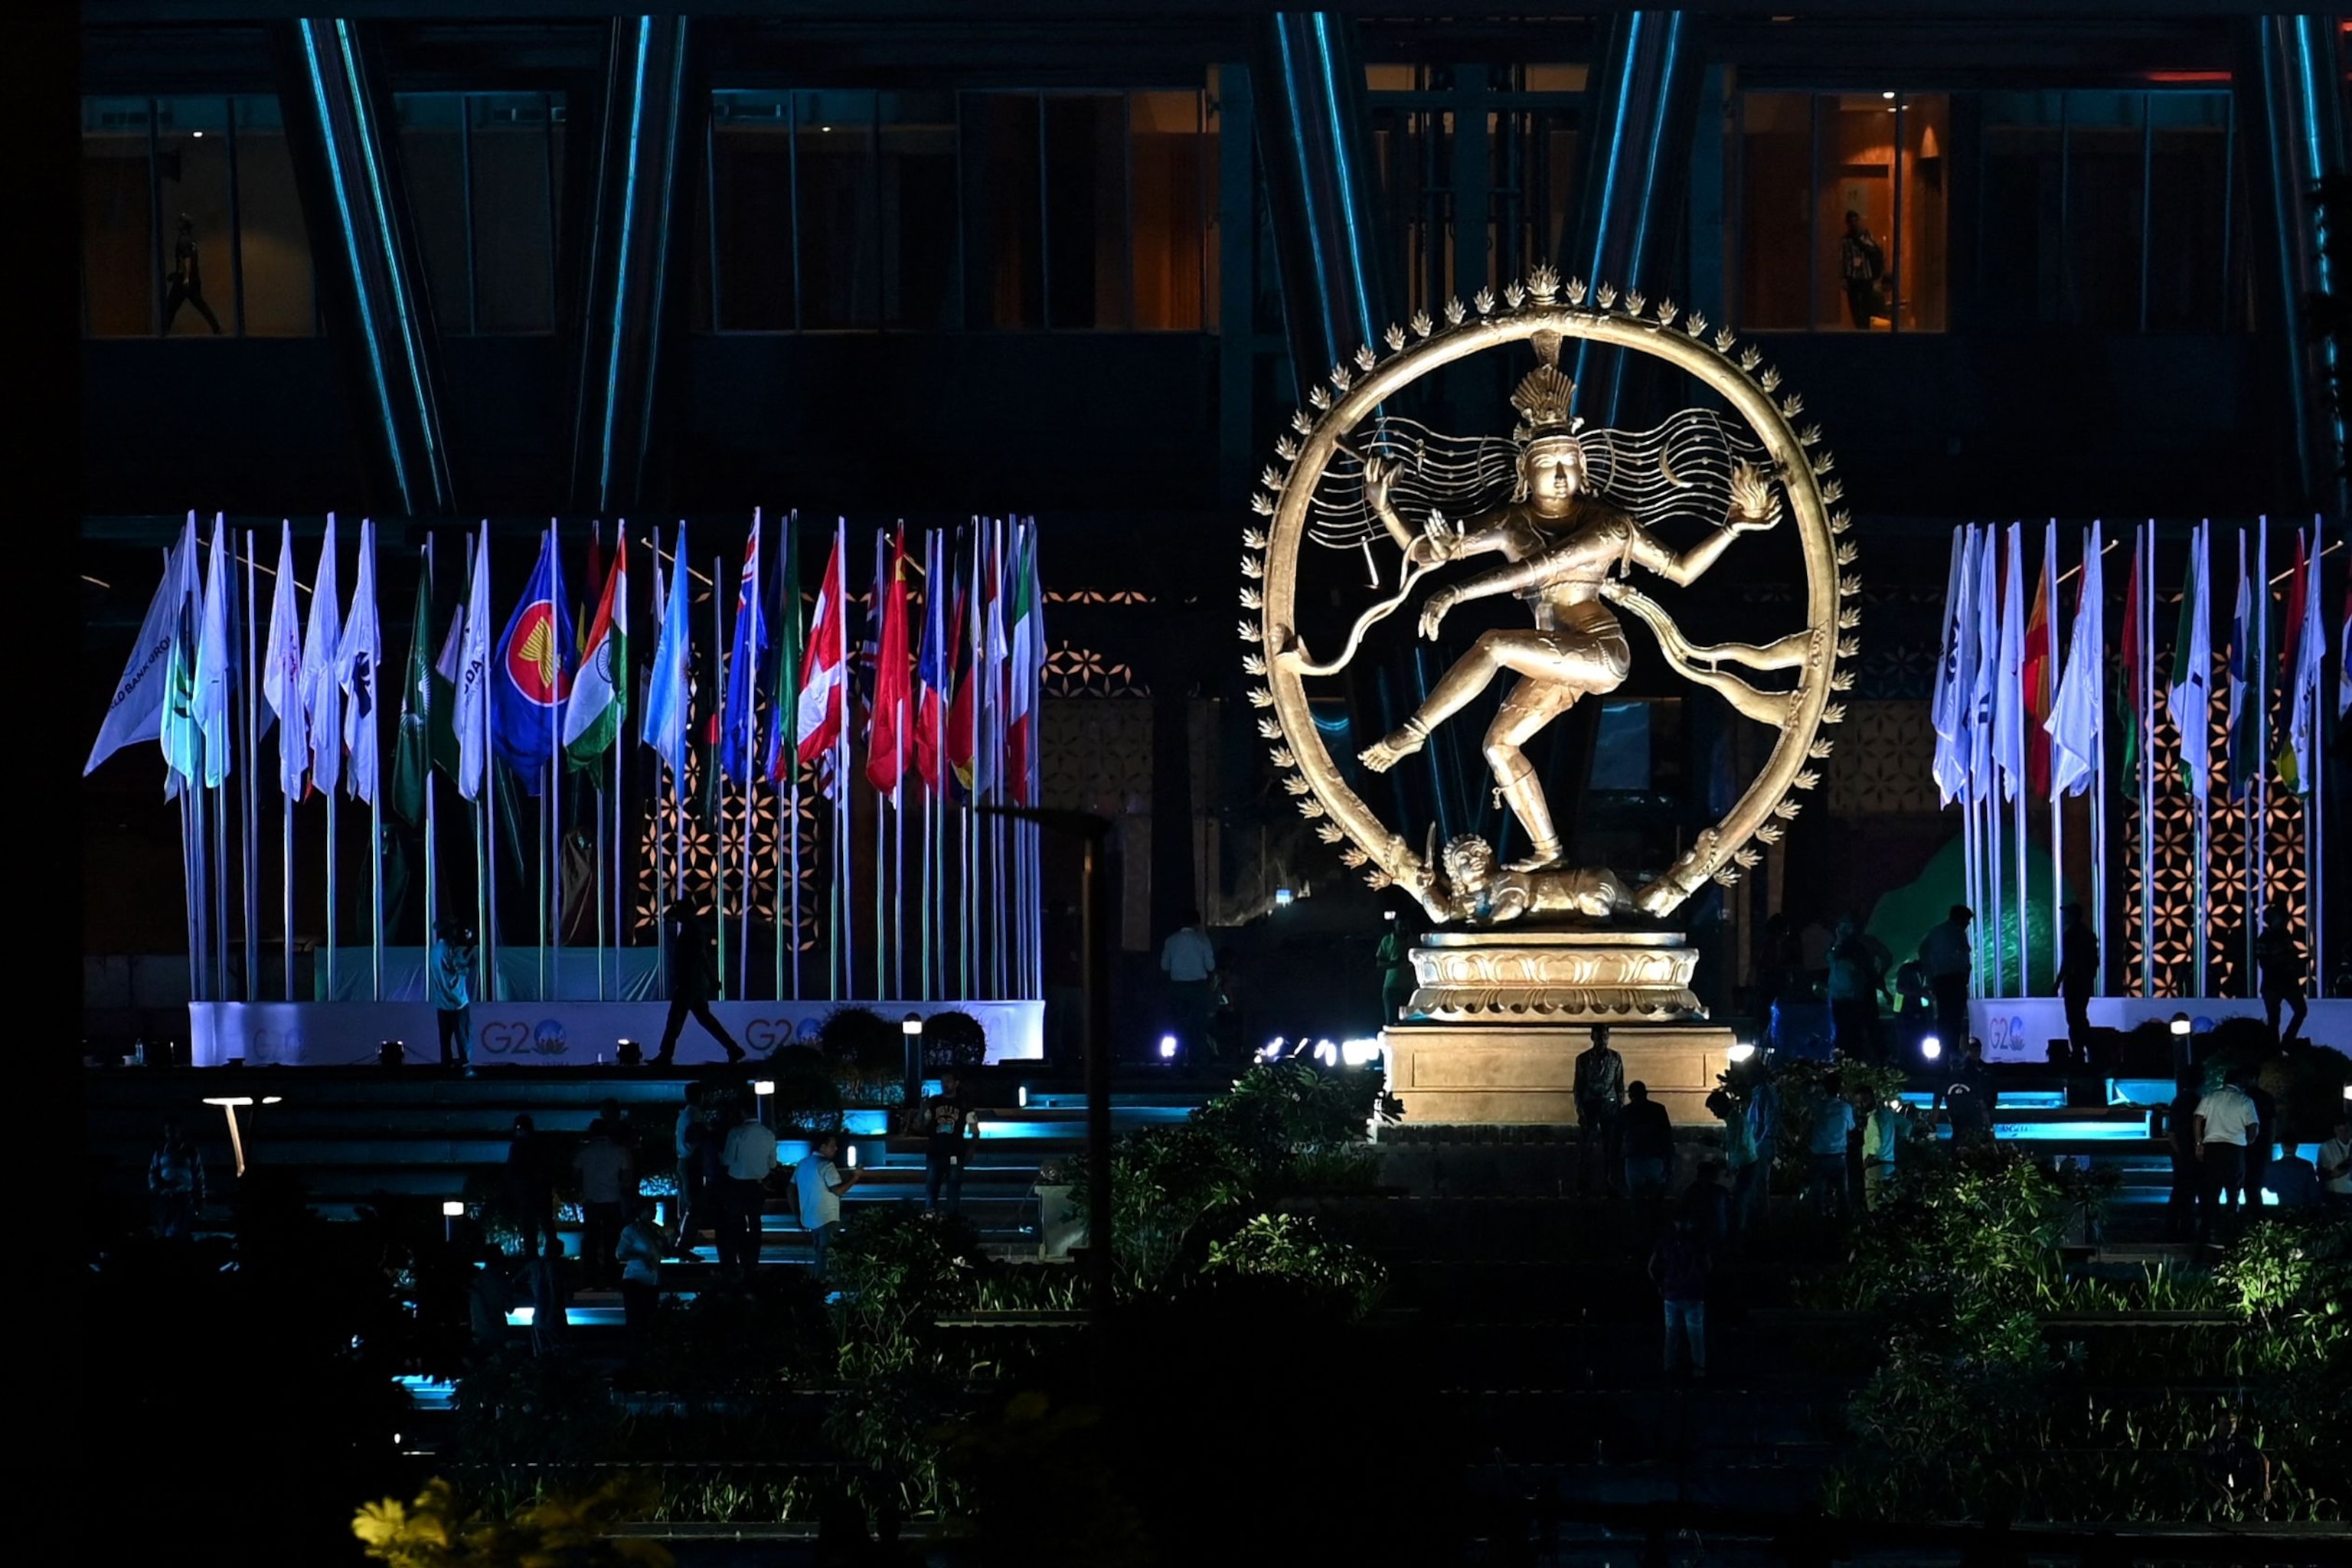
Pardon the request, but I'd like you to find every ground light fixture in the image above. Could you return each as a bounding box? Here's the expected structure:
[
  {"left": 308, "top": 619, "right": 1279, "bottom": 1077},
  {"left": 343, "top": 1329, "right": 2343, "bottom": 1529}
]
[
  {"left": 201, "top": 1094, "right": 282, "bottom": 1178},
  {"left": 1920, "top": 1035, "right": 1942, "bottom": 1060},
  {"left": 1274, "top": 887, "right": 1295, "bottom": 907},
  {"left": 442, "top": 1200, "right": 464, "bottom": 1241},
  {"left": 1340, "top": 1039, "right": 1381, "bottom": 1067},
  {"left": 1261, "top": 1037, "right": 1286, "bottom": 1060},
  {"left": 843, "top": 1143, "right": 858, "bottom": 1168},
  {"left": 2170, "top": 1013, "right": 2194, "bottom": 1036},
  {"left": 1017, "top": 1084, "right": 1029, "bottom": 1108},
  {"left": 1159, "top": 1035, "right": 1179, "bottom": 1060}
]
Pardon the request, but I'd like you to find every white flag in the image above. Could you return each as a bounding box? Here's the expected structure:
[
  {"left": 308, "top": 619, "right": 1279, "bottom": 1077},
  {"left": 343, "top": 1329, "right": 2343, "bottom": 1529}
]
[
  {"left": 2167, "top": 521, "right": 2213, "bottom": 804},
  {"left": 300, "top": 514, "right": 344, "bottom": 797},
  {"left": 87, "top": 514, "right": 199, "bottom": 776},
  {"left": 2285, "top": 533, "right": 2322, "bottom": 794},
  {"left": 2045, "top": 524, "right": 2105, "bottom": 796},
  {"left": 193, "top": 518, "right": 235, "bottom": 789},
  {"left": 263, "top": 521, "right": 308, "bottom": 797},
  {"left": 1993, "top": 523, "right": 2028, "bottom": 802},
  {"left": 1930, "top": 526, "right": 1978, "bottom": 805},
  {"left": 339, "top": 518, "right": 383, "bottom": 804},
  {"left": 1966, "top": 528, "right": 2001, "bottom": 804},
  {"left": 456, "top": 525, "right": 492, "bottom": 801}
]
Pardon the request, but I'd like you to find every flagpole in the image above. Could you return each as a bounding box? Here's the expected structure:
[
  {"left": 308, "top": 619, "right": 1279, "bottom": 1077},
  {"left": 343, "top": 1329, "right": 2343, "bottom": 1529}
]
[
  {"left": 241, "top": 528, "right": 257, "bottom": 1001},
  {"left": 2090, "top": 522, "right": 2109, "bottom": 993},
  {"left": 423, "top": 537, "right": 439, "bottom": 980},
  {"left": 212, "top": 524, "right": 231, "bottom": 1006},
  {"left": 712, "top": 549, "right": 729, "bottom": 999},
  {"left": 479, "top": 531, "right": 498, "bottom": 1004},
  {"left": 2192, "top": 521, "right": 2209, "bottom": 997},
  {"left": 180, "top": 780, "right": 201, "bottom": 1005},
  {"left": 2308, "top": 519, "right": 2324, "bottom": 1011},
  {"left": 2045, "top": 519, "right": 2061, "bottom": 995},
  {"left": 2246, "top": 520, "right": 2262, "bottom": 991}
]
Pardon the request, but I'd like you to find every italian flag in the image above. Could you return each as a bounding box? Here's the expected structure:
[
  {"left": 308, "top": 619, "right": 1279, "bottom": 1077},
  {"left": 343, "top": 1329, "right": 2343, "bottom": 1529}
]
[
  {"left": 1003, "top": 525, "right": 1037, "bottom": 802},
  {"left": 563, "top": 524, "right": 628, "bottom": 767}
]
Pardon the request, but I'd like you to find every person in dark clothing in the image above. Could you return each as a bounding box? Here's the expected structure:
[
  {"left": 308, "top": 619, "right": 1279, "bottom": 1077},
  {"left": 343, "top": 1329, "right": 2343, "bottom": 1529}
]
[
  {"left": 1939, "top": 1037, "right": 1993, "bottom": 1149},
  {"left": 149, "top": 1119, "right": 205, "bottom": 1240},
  {"left": 2164, "top": 1076, "right": 2203, "bottom": 1242},
  {"left": 1376, "top": 910, "right": 1416, "bottom": 1026},
  {"left": 2057, "top": 903, "right": 2099, "bottom": 1062},
  {"left": 2256, "top": 907, "right": 2309, "bottom": 1044},
  {"left": 1840, "top": 210, "right": 1885, "bottom": 330},
  {"left": 654, "top": 899, "right": 745, "bottom": 1067},
  {"left": 1825, "top": 915, "right": 1887, "bottom": 1063},
  {"left": 1043, "top": 900, "right": 1083, "bottom": 1067},
  {"left": 922, "top": 1070, "right": 975, "bottom": 1214},
  {"left": 1573, "top": 1026, "right": 1627, "bottom": 1197},
  {"left": 1919, "top": 906, "right": 1975, "bottom": 1053},
  {"left": 505, "top": 1115, "right": 560, "bottom": 1260},
  {"left": 1622, "top": 1080, "right": 1675, "bottom": 1242},
  {"left": 1683, "top": 1158, "right": 1731, "bottom": 1248},
  {"left": 2241, "top": 1080, "right": 2277, "bottom": 1216},
  {"left": 1648, "top": 1217, "right": 1712, "bottom": 1379},
  {"left": 1753, "top": 913, "right": 1799, "bottom": 1037},
  {"left": 163, "top": 215, "right": 223, "bottom": 335}
]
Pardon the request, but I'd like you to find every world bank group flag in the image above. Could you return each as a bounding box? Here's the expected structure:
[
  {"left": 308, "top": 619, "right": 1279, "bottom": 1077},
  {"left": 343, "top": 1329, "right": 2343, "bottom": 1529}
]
[{"left": 492, "top": 530, "right": 575, "bottom": 790}]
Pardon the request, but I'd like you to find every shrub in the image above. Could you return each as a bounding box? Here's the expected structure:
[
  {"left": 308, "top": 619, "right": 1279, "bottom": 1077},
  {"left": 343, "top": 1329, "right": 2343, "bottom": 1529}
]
[
  {"left": 355, "top": 1475, "right": 671, "bottom": 1568},
  {"left": 921, "top": 1010, "right": 990, "bottom": 1069},
  {"left": 1200, "top": 1212, "right": 1387, "bottom": 1318},
  {"left": 817, "top": 1007, "right": 901, "bottom": 1076}
]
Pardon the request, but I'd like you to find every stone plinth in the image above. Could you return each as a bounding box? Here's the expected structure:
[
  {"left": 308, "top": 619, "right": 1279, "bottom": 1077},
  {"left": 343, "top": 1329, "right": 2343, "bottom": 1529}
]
[
  {"left": 1380, "top": 1021, "right": 1737, "bottom": 1127},
  {"left": 1407, "top": 930, "right": 1702, "bottom": 1021}
]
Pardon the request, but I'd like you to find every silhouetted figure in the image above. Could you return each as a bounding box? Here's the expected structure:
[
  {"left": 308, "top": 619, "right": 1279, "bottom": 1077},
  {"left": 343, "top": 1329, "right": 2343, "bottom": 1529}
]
[
  {"left": 1710, "top": 1086, "right": 1762, "bottom": 1237},
  {"left": 2261, "top": 1142, "right": 2321, "bottom": 1208},
  {"left": 2242, "top": 1080, "right": 2277, "bottom": 1213},
  {"left": 1919, "top": 906, "right": 1975, "bottom": 1054},
  {"left": 1376, "top": 910, "right": 1415, "bottom": 1025},
  {"left": 431, "top": 921, "right": 475, "bottom": 1070},
  {"left": 149, "top": 1118, "right": 204, "bottom": 1239},
  {"left": 1648, "top": 1217, "right": 1711, "bottom": 1379},
  {"left": 1574, "top": 1025, "right": 1626, "bottom": 1197},
  {"left": 1939, "top": 1037, "right": 1993, "bottom": 1149},
  {"left": 2164, "top": 1076, "right": 2203, "bottom": 1241},
  {"left": 1807, "top": 1076, "right": 1856, "bottom": 1224},
  {"left": 572, "top": 1119, "right": 634, "bottom": 1289},
  {"left": 923, "top": 1070, "right": 975, "bottom": 1214},
  {"left": 162, "top": 215, "right": 223, "bottom": 335},
  {"left": 466, "top": 1245, "right": 512, "bottom": 1356},
  {"left": 1861, "top": 1095, "right": 1906, "bottom": 1211},
  {"left": 2194, "top": 1076, "right": 2259, "bottom": 1243},
  {"left": 505, "top": 1114, "right": 559, "bottom": 1260},
  {"left": 2321, "top": 1116, "right": 2352, "bottom": 1209},
  {"left": 1622, "top": 1080, "right": 1674, "bottom": 1241},
  {"left": 1753, "top": 913, "right": 1801, "bottom": 1044},
  {"left": 616, "top": 1199, "right": 665, "bottom": 1336},
  {"left": 2256, "top": 907, "right": 2308, "bottom": 1044},
  {"left": 525, "top": 1236, "right": 569, "bottom": 1354},
  {"left": 654, "top": 901, "right": 745, "bottom": 1066},
  {"left": 2058, "top": 903, "right": 2099, "bottom": 1060},
  {"left": 1826, "top": 914, "right": 1886, "bottom": 1063},
  {"left": 1840, "top": 209, "right": 1885, "bottom": 328},
  {"left": 1159, "top": 908, "right": 1218, "bottom": 1065},
  {"left": 671, "top": 1085, "right": 710, "bottom": 1256},
  {"left": 717, "top": 1099, "right": 778, "bottom": 1276},
  {"left": 1743, "top": 1064, "right": 1782, "bottom": 1235}
]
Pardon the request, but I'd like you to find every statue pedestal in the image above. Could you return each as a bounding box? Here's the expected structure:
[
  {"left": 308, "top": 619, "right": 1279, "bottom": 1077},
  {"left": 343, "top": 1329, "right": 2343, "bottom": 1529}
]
[{"left": 1382, "top": 932, "right": 1734, "bottom": 1126}]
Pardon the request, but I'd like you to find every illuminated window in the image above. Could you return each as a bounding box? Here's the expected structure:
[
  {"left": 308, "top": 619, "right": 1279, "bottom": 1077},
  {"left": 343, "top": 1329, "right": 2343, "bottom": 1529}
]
[
  {"left": 1735, "top": 91, "right": 1949, "bottom": 333},
  {"left": 81, "top": 95, "right": 318, "bottom": 338},
  {"left": 394, "top": 93, "right": 566, "bottom": 335},
  {"left": 700, "top": 86, "right": 1217, "bottom": 334}
]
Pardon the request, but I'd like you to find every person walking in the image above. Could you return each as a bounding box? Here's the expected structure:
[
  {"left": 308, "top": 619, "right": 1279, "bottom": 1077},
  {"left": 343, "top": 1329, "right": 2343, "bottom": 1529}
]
[
  {"left": 670, "top": 1086, "right": 708, "bottom": 1258},
  {"left": 1159, "top": 909, "right": 1219, "bottom": 1066},
  {"left": 1839, "top": 209, "right": 1886, "bottom": 329},
  {"left": 572, "top": 1119, "right": 635, "bottom": 1289},
  {"left": 2255, "top": 906, "right": 2308, "bottom": 1044},
  {"left": 2057, "top": 903, "right": 2099, "bottom": 1064},
  {"left": 505, "top": 1115, "right": 560, "bottom": 1262},
  {"left": 2164, "top": 1075, "right": 2204, "bottom": 1242},
  {"left": 1574, "top": 1024, "right": 1627, "bottom": 1197},
  {"left": 653, "top": 900, "right": 746, "bottom": 1067},
  {"left": 922, "top": 1070, "right": 976, "bottom": 1215},
  {"left": 162, "top": 214, "right": 224, "bottom": 335},
  {"left": 615, "top": 1200, "right": 666, "bottom": 1337},
  {"left": 1826, "top": 915, "right": 1887, "bottom": 1063},
  {"left": 1622, "top": 1080, "right": 1675, "bottom": 1243},
  {"left": 1806, "top": 1076, "right": 1857, "bottom": 1224},
  {"left": 431, "top": 921, "right": 476, "bottom": 1070},
  {"left": 1918, "top": 906, "right": 1975, "bottom": 1054},
  {"left": 716, "top": 1101, "right": 778, "bottom": 1275},
  {"left": 1861, "top": 1095, "right": 1906, "bottom": 1211},
  {"left": 2193, "top": 1074, "right": 2259, "bottom": 1243},
  {"left": 149, "top": 1119, "right": 205, "bottom": 1240},
  {"left": 794, "top": 1131, "right": 860, "bottom": 1280},
  {"left": 1648, "top": 1217, "right": 1712, "bottom": 1380}
]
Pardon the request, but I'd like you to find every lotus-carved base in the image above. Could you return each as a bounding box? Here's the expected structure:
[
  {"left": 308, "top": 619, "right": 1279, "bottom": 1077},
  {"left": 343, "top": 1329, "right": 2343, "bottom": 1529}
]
[{"left": 1405, "top": 929, "right": 1704, "bottom": 1021}]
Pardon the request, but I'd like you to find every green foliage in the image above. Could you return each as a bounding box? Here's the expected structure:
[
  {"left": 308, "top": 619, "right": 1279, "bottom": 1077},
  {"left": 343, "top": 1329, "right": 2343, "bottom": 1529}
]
[
  {"left": 936, "top": 1392, "right": 1154, "bottom": 1568},
  {"left": 449, "top": 1351, "right": 624, "bottom": 1468},
  {"left": 920, "top": 1009, "right": 990, "bottom": 1069},
  {"left": 817, "top": 1006, "right": 902, "bottom": 1075},
  {"left": 1190, "top": 1060, "right": 1386, "bottom": 1178},
  {"left": 623, "top": 1275, "right": 832, "bottom": 1396},
  {"left": 1066, "top": 1122, "right": 1256, "bottom": 1294},
  {"left": 828, "top": 1206, "right": 988, "bottom": 1370},
  {"left": 354, "top": 1476, "right": 672, "bottom": 1568},
  {"left": 1201, "top": 1212, "right": 1388, "bottom": 1318}
]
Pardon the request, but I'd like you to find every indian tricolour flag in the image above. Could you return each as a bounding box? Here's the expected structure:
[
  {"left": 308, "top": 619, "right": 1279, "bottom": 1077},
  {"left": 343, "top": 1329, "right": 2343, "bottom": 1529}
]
[{"left": 564, "top": 524, "right": 629, "bottom": 767}]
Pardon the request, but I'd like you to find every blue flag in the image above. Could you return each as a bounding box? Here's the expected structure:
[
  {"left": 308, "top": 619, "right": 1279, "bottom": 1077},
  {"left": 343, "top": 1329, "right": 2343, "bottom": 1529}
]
[
  {"left": 492, "top": 529, "right": 575, "bottom": 792},
  {"left": 643, "top": 524, "right": 692, "bottom": 775},
  {"left": 720, "top": 515, "right": 766, "bottom": 782}
]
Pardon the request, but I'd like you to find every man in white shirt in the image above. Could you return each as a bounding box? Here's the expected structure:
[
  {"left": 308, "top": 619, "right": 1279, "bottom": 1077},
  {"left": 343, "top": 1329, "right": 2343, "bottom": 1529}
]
[
  {"left": 2318, "top": 1116, "right": 2352, "bottom": 1207},
  {"left": 2193, "top": 1076, "right": 2259, "bottom": 1243},
  {"left": 717, "top": 1103, "right": 779, "bottom": 1276},
  {"left": 1159, "top": 908, "right": 1219, "bottom": 1067},
  {"left": 572, "top": 1121, "right": 635, "bottom": 1289},
  {"left": 794, "top": 1131, "right": 860, "bottom": 1279}
]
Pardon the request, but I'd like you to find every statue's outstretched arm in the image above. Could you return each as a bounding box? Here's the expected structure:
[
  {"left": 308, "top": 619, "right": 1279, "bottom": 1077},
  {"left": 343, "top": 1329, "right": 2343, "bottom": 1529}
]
[{"left": 1626, "top": 459, "right": 1782, "bottom": 586}]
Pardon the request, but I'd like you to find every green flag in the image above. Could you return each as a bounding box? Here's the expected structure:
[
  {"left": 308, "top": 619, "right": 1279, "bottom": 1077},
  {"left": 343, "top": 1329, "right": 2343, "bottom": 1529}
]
[
  {"left": 768, "top": 515, "right": 803, "bottom": 779},
  {"left": 388, "top": 550, "right": 433, "bottom": 826},
  {"left": 564, "top": 527, "right": 629, "bottom": 768}
]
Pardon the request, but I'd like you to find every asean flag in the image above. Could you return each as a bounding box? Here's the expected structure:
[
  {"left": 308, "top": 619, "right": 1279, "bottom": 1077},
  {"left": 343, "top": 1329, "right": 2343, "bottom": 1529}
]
[{"left": 492, "top": 529, "right": 575, "bottom": 791}]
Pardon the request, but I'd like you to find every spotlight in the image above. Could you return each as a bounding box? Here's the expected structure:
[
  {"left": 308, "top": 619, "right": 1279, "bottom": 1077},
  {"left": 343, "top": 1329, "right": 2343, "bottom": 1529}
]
[
  {"left": 1159, "top": 1035, "right": 1179, "bottom": 1060},
  {"left": 192, "top": 130, "right": 204, "bottom": 138},
  {"left": 1881, "top": 90, "right": 1896, "bottom": 100},
  {"left": 1726, "top": 1041, "right": 1756, "bottom": 1063},
  {"left": 1383, "top": 910, "right": 1396, "bottom": 921},
  {"left": 2169, "top": 1013, "right": 2193, "bottom": 1037},
  {"left": 1274, "top": 887, "right": 1295, "bottom": 907},
  {"left": 1340, "top": 1038, "right": 1381, "bottom": 1067},
  {"left": 1313, "top": 1040, "right": 1338, "bottom": 1065},
  {"left": 1920, "top": 1034, "right": 1942, "bottom": 1060}
]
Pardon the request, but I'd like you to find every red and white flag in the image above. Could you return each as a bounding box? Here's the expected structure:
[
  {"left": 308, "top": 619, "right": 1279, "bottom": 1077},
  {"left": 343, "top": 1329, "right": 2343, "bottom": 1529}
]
[{"left": 795, "top": 523, "right": 850, "bottom": 770}]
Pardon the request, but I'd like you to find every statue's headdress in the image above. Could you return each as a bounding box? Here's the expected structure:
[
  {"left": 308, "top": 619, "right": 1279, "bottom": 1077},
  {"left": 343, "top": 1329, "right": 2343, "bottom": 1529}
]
[{"left": 1510, "top": 331, "right": 1586, "bottom": 448}]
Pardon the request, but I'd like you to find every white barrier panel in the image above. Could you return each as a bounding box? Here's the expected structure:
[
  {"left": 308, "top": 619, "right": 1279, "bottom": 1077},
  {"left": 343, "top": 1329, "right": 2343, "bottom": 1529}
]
[
  {"left": 191, "top": 1000, "right": 1045, "bottom": 1067},
  {"left": 1968, "top": 997, "right": 2350, "bottom": 1063}
]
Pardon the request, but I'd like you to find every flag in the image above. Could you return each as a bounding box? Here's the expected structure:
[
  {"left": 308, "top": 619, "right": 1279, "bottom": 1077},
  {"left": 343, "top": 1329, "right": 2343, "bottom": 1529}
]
[
  {"left": 564, "top": 524, "right": 629, "bottom": 768},
  {"left": 1004, "top": 521, "right": 1043, "bottom": 803},
  {"left": 950, "top": 528, "right": 1008, "bottom": 798},
  {"left": 643, "top": 524, "right": 693, "bottom": 776},
  {"left": 1967, "top": 527, "right": 2001, "bottom": 805},
  {"left": 491, "top": 528, "right": 574, "bottom": 789},
  {"left": 578, "top": 521, "right": 603, "bottom": 657},
  {"left": 720, "top": 516, "right": 766, "bottom": 781},
  {"left": 982, "top": 528, "right": 1009, "bottom": 795},
  {"left": 2224, "top": 529, "right": 2256, "bottom": 797},
  {"left": 388, "top": 545, "right": 434, "bottom": 826},
  {"left": 2046, "top": 524, "right": 2104, "bottom": 797},
  {"left": 192, "top": 518, "right": 236, "bottom": 789},
  {"left": 796, "top": 524, "right": 851, "bottom": 772},
  {"left": 339, "top": 518, "right": 383, "bottom": 805},
  {"left": 2167, "top": 521, "right": 2212, "bottom": 802},
  {"left": 429, "top": 552, "right": 463, "bottom": 778},
  {"left": 299, "top": 514, "right": 344, "bottom": 799},
  {"left": 89, "top": 516, "right": 200, "bottom": 776},
  {"left": 262, "top": 520, "right": 307, "bottom": 798},
  {"left": 161, "top": 514, "right": 206, "bottom": 793},
  {"left": 764, "top": 515, "right": 805, "bottom": 782},
  {"left": 1929, "top": 528, "right": 1977, "bottom": 806},
  {"left": 2116, "top": 526, "right": 2145, "bottom": 786},
  {"left": 865, "top": 528, "right": 914, "bottom": 792},
  {"left": 1991, "top": 523, "right": 2027, "bottom": 802},
  {"left": 946, "top": 537, "right": 980, "bottom": 796},
  {"left": 455, "top": 528, "right": 492, "bottom": 802},
  {"left": 2282, "top": 533, "right": 2322, "bottom": 794},
  {"left": 913, "top": 534, "right": 956, "bottom": 794},
  {"left": 2020, "top": 531, "right": 2053, "bottom": 797}
]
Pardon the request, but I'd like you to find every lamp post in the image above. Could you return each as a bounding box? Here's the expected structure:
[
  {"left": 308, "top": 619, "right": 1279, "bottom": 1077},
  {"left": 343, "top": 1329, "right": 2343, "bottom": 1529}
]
[
  {"left": 902, "top": 1014, "right": 924, "bottom": 1117},
  {"left": 201, "top": 1094, "right": 281, "bottom": 1178},
  {"left": 442, "top": 1199, "right": 464, "bottom": 1243},
  {"left": 2170, "top": 1011, "right": 2194, "bottom": 1077}
]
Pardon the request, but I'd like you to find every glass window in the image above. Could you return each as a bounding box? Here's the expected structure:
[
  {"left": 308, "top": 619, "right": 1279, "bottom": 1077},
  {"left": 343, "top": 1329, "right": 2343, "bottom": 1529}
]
[
  {"left": 709, "top": 90, "right": 795, "bottom": 331},
  {"left": 2066, "top": 92, "right": 2148, "bottom": 332},
  {"left": 396, "top": 95, "right": 470, "bottom": 332},
  {"left": 1589, "top": 701, "right": 1653, "bottom": 792},
  {"left": 1044, "top": 94, "right": 1127, "bottom": 329},
  {"left": 879, "top": 92, "right": 958, "bottom": 332},
  {"left": 1736, "top": 91, "right": 1949, "bottom": 333},
  {"left": 2145, "top": 94, "right": 2234, "bottom": 332},
  {"left": 231, "top": 96, "right": 314, "bottom": 336},
  {"left": 390, "top": 92, "right": 561, "bottom": 335},
  {"left": 796, "top": 90, "right": 878, "bottom": 330},
  {"left": 82, "top": 94, "right": 317, "bottom": 338},
  {"left": 964, "top": 92, "right": 1044, "bottom": 329},
  {"left": 1129, "top": 89, "right": 1217, "bottom": 331}
]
